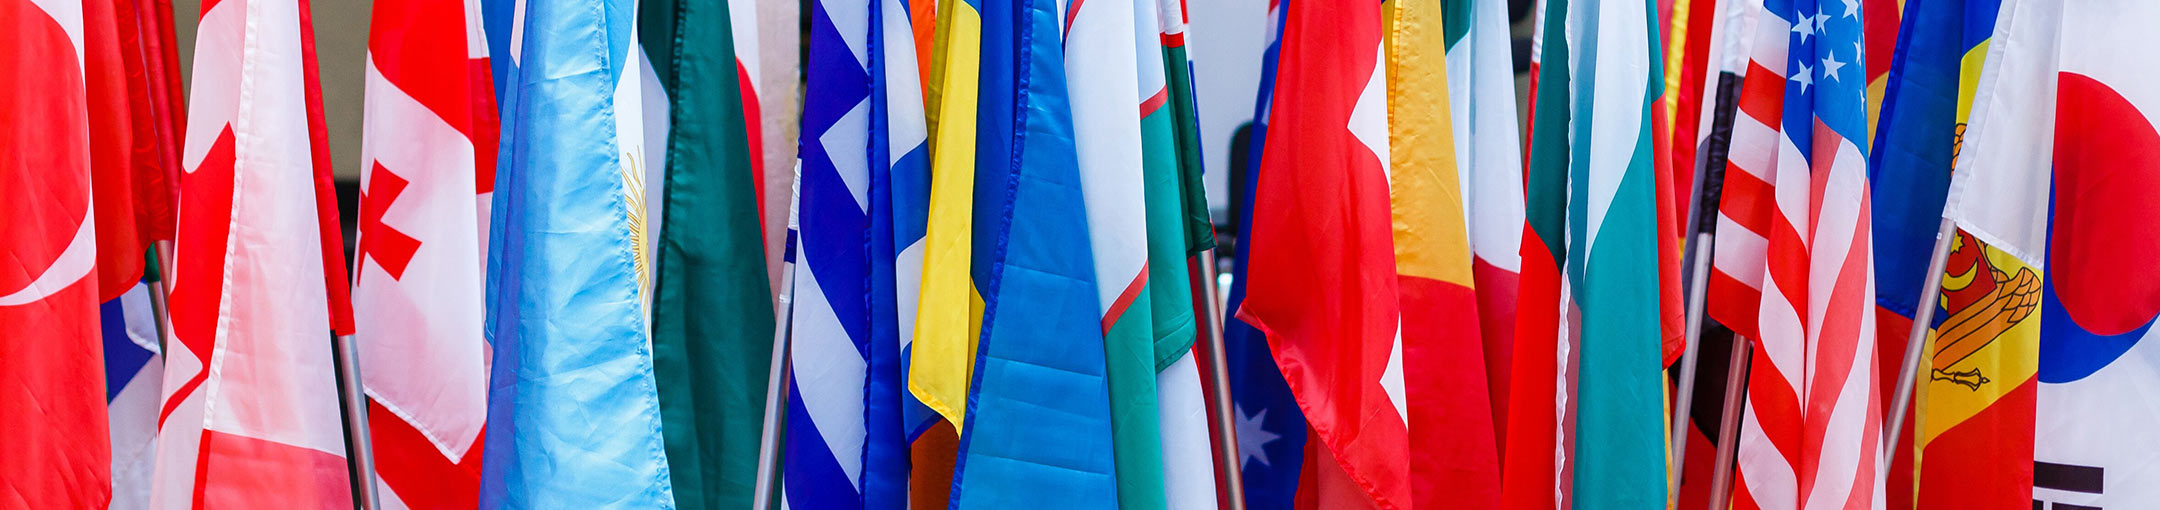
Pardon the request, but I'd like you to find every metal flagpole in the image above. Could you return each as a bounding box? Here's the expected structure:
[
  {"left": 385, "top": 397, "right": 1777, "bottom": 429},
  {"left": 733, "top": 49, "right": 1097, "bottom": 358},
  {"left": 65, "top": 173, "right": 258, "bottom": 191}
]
[
  {"left": 1706, "top": 336, "right": 1752, "bottom": 510},
  {"left": 1668, "top": 232, "right": 1715, "bottom": 502},
  {"left": 1884, "top": 218, "right": 1958, "bottom": 452},
  {"left": 751, "top": 168, "right": 805, "bottom": 510},
  {"left": 331, "top": 333, "right": 382, "bottom": 510},
  {"left": 1192, "top": 248, "right": 1248, "bottom": 510}
]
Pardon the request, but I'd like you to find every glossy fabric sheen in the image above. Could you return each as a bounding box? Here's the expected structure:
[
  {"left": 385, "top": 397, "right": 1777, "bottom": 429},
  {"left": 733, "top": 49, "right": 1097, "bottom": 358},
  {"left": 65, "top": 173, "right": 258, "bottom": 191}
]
[{"left": 478, "top": 0, "right": 676, "bottom": 506}]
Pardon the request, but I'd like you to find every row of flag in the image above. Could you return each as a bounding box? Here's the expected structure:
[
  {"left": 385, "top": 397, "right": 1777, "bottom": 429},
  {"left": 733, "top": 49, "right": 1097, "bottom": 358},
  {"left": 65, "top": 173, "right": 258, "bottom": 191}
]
[{"left": 7, "top": 0, "right": 2160, "bottom": 508}]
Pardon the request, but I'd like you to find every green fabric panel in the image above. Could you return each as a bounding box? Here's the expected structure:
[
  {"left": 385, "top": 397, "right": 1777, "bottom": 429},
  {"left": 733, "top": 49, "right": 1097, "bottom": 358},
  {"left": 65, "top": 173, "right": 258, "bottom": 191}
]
[
  {"left": 1160, "top": 45, "right": 1215, "bottom": 254},
  {"left": 1104, "top": 294, "right": 1167, "bottom": 510},
  {"left": 1140, "top": 110, "right": 1199, "bottom": 371},
  {"left": 1524, "top": 0, "right": 1573, "bottom": 263},
  {"left": 640, "top": 1, "right": 777, "bottom": 508}
]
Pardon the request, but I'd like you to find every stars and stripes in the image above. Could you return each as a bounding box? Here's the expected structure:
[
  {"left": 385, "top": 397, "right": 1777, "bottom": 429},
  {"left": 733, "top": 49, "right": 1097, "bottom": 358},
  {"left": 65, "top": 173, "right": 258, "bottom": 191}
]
[{"left": 1723, "top": 0, "right": 1885, "bottom": 508}]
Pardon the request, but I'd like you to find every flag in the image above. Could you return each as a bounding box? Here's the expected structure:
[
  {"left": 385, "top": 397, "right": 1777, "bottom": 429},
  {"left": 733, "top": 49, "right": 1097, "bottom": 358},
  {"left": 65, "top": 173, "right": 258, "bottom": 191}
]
[
  {"left": 906, "top": 0, "right": 984, "bottom": 505},
  {"left": 1727, "top": 0, "right": 1886, "bottom": 507},
  {"left": 1442, "top": 0, "right": 1527, "bottom": 436},
  {"left": 2017, "top": 0, "right": 2160, "bottom": 506},
  {"left": 1558, "top": 0, "right": 1671, "bottom": 505},
  {"left": 355, "top": 0, "right": 495, "bottom": 507},
  {"left": 1866, "top": 0, "right": 2009, "bottom": 508},
  {"left": 477, "top": 0, "right": 676, "bottom": 505},
  {"left": 85, "top": 0, "right": 176, "bottom": 302},
  {"left": 1499, "top": 0, "right": 1574, "bottom": 506},
  {"left": 636, "top": 0, "right": 781, "bottom": 507},
  {"left": 1139, "top": 0, "right": 1219, "bottom": 507},
  {"left": 1066, "top": 0, "right": 1171, "bottom": 506},
  {"left": 151, "top": 0, "right": 358, "bottom": 506},
  {"left": 1223, "top": 2, "right": 1310, "bottom": 507},
  {"left": 1, "top": 1, "right": 106, "bottom": 504},
  {"left": 1386, "top": 1, "right": 1501, "bottom": 507},
  {"left": 103, "top": 281, "right": 164, "bottom": 510},
  {"left": 1237, "top": 0, "right": 1408, "bottom": 507},
  {"left": 948, "top": 0, "right": 1119, "bottom": 506},
  {"left": 778, "top": 0, "right": 920, "bottom": 502}
]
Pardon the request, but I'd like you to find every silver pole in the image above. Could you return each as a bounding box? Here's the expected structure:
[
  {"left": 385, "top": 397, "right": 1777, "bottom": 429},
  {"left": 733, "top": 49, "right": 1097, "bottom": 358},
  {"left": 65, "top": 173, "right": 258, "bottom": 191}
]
[
  {"left": 1668, "top": 232, "right": 1715, "bottom": 503},
  {"left": 751, "top": 169, "right": 805, "bottom": 510},
  {"left": 331, "top": 333, "right": 382, "bottom": 510},
  {"left": 1884, "top": 218, "right": 1957, "bottom": 456},
  {"left": 1706, "top": 336, "right": 1752, "bottom": 510},
  {"left": 1194, "top": 249, "right": 1248, "bottom": 510}
]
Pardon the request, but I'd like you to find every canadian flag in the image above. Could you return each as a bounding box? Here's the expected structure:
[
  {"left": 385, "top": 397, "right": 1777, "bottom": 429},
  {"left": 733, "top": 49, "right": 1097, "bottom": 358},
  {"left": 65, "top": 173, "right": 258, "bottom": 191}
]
[
  {"left": 353, "top": 0, "right": 498, "bottom": 508},
  {"left": 149, "top": 0, "right": 357, "bottom": 508}
]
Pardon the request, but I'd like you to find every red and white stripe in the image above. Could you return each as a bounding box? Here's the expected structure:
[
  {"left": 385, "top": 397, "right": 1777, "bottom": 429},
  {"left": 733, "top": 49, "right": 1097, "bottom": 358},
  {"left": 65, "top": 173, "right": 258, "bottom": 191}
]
[
  {"left": 1707, "top": 0, "right": 1782, "bottom": 342},
  {"left": 354, "top": 0, "right": 497, "bottom": 508},
  {"left": 1723, "top": 6, "right": 1885, "bottom": 510},
  {"left": 152, "top": 0, "right": 354, "bottom": 507}
]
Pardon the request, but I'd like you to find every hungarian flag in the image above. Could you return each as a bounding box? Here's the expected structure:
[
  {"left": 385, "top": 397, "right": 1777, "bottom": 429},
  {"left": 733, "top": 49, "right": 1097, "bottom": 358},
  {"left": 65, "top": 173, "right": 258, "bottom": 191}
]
[
  {"left": 353, "top": 0, "right": 497, "bottom": 507},
  {"left": 1, "top": 1, "right": 107, "bottom": 507},
  {"left": 1441, "top": 0, "right": 1527, "bottom": 437},
  {"left": 1387, "top": 1, "right": 1502, "bottom": 508},
  {"left": 1237, "top": 0, "right": 1409, "bottom": 507},
  {"left": 151, "top": 0, "right": 359, "bottom": 507},
  {"left": 1500, "top": 0, "right": 1574, "bottom": 506}
]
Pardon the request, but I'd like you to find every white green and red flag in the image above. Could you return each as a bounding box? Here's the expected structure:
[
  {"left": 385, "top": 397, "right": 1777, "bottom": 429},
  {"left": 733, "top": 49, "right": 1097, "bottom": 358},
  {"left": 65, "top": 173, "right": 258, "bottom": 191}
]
[{"left": 151, "top": 0, "right": 359, "bottom": 507}]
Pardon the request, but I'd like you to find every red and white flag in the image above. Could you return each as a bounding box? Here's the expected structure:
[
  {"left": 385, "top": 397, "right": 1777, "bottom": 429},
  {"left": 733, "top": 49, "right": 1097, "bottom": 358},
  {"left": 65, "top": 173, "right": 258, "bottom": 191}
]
[
  {"left": 1, "top": 1, "right": 110, "bottom": 506},
  {"left": 354, "top": 0, "right": 498, "bottom": 508},
  {"left": 1235, "top": 1, "right": 1409, "bottom": 508},
  {"left": 150, "top": 0, "right": 358, "bottom": 507}
]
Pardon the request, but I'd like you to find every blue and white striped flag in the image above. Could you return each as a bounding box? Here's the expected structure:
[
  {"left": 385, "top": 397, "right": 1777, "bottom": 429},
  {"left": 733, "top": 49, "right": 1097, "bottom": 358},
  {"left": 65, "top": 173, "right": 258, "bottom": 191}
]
[
  {"left": 783, "top": 0, "right": 923, "bottom": 504},
  {"left": 102, "top": 282, "right": 161, "bottom": 510}
]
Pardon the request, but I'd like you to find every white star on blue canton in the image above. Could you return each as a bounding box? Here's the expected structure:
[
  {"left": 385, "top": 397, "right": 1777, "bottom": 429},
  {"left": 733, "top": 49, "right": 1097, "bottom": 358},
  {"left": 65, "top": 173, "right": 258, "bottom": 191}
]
[
  {"left": 1793, "top": 13, "right": 1816, "bottom": 43},
  {"left": 1236, "top": 405, "right": 1282, "bottom": 468},
  {"left": 1815, "top": 8, "right": 1831, "bottom": 31},
  {"left": 1855, "top": 41, "right": 1866, "bottom": 64},
  {"left": 1794, "top": 62, "right": 1815, "bottom": 93},
  {"left": 1823, "top": 52, "right": 1846, "bottom": 81},
  {"left": 1842, "top": 0, "right": 1860, "bottom": 18}
]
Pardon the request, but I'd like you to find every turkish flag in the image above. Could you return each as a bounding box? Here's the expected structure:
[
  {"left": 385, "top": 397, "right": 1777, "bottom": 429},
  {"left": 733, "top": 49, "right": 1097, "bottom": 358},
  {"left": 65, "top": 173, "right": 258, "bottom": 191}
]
[{"left": 1, "top": 0, "right": 112, "bottom": 507}]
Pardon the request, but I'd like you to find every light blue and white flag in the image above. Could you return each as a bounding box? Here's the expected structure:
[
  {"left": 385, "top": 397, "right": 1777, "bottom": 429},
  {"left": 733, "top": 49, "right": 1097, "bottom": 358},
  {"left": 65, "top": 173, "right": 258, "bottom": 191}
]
[{"left": 476, "top": 0, "right": 675, "bottom": 506}]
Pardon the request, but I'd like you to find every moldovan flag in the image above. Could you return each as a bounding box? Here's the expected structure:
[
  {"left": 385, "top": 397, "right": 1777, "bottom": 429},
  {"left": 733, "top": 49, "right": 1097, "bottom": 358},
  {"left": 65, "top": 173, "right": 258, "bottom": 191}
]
[
  {"left": 151, "top": 0, "right": 359, "bottom": 507},
  {"left": 1387, "top": 1, "right": 1501, "bottom": 508},
  {"left": 1, "top": 1, "right": 108, "bottom": 507},
  {"left": 1237, "top": 0, "right": 1410, "bottom": 508},
  {"left": 2020, "top": 0, "right": 2160, "bottom": 507},
  {"left": 1442, "top": 0, "right": 1527, "bottom": 431},
  {"left": 476, "top": 0, "right": 676, "bottom": 505},
  {"left": 948, "top": 0, "right": 1117, "bottom": 506},
  {"left": 639, "top": 0, "right": 781, "bottom": 507},
  {"left": 355, "top": 0, "right": 496, "bottom": 507}
]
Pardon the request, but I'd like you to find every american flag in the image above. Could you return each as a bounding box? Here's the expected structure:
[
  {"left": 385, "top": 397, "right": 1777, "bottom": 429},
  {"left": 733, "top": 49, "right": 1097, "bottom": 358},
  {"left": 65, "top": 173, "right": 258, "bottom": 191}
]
[{"left": 1713, "top": 0, "right": 1886, "bottom": 508}]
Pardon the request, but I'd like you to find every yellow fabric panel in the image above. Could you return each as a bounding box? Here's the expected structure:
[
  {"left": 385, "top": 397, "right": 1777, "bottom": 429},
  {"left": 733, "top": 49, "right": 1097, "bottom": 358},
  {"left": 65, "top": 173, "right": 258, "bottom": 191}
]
[
  {"left": 1918, "top": 240, "right": 2041, "bottom": 448},
  {"left": 909, "top": 2, "right": 982, "bottom": 431},
  {"left": 1384, "top": 0, "right": 1476, "bottom": 287}
]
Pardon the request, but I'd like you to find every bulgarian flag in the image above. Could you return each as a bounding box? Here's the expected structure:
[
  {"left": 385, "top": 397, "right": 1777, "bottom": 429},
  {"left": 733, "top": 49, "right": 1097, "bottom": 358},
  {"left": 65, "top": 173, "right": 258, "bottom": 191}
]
[{"left": 1500, "top": 0, "right": 1575, "bottom": 506}]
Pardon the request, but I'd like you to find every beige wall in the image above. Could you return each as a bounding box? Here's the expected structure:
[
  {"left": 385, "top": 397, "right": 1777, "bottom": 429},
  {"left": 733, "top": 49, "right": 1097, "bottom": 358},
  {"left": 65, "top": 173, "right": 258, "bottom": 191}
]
[{"left": 173, "top": 0, "right": 374, "bottom": 181}]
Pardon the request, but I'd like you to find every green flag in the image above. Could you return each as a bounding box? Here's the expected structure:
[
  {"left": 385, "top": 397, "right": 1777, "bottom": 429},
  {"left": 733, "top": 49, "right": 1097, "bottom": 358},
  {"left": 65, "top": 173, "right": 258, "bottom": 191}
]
[{"left": 639, "top": 1, "right": 776, "bottom": 508}]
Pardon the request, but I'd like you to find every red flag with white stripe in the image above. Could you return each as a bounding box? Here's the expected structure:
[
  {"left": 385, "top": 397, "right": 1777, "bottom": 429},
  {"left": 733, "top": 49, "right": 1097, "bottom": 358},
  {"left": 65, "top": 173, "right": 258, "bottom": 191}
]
[{"left": 150, "top": 0, "right": 357, "bottom": 507}]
